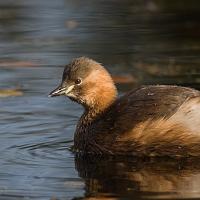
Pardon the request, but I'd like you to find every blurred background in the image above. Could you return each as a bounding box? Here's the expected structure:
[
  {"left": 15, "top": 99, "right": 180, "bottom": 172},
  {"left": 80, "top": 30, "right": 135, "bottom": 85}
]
[{"left": 0, "top": 0, "right": 200, "bottom": 200}]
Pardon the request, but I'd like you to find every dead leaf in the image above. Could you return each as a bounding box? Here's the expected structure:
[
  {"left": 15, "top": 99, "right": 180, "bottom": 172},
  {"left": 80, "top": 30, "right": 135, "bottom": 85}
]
[{"left": 0, "top": 88, "right": 23, "bottom": 97}]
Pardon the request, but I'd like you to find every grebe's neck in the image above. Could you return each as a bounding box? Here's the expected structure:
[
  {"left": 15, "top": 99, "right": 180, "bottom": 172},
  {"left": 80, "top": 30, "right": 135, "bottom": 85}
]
[
  {"left": 82, "top": 83, "right": 117, "bottom": 122},
  {"left": 76, "top": 65, "right": 118, "bottom": 122},
  {"left": 81, "top": 90, "right": 117, "bottom": 124},
  {"left": 74, "top": 88, "right": 117, "bottom": 152}
]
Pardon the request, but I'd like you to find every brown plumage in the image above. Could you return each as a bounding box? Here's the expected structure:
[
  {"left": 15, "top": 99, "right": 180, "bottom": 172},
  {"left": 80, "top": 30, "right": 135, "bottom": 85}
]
[{"left": 49, "top": 57, "right": 200, "bottom": 157}]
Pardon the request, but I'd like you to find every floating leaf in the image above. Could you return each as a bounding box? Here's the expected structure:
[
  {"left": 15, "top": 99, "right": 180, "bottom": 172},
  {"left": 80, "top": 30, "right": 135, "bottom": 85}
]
[{"left": 0, "top": 88, "right": 23, "bottom": 97}]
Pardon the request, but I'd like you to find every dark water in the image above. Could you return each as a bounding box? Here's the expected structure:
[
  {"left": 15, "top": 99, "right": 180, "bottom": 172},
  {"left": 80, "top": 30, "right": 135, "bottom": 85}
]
[{"left": 1, "top": 0, "right": 200, "bottom": 199}]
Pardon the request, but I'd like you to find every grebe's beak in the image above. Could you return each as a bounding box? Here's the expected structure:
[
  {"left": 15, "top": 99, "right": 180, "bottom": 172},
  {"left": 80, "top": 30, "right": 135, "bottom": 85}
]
[{"left": 49, "top": 84, "right": 74, "bottom": 97}]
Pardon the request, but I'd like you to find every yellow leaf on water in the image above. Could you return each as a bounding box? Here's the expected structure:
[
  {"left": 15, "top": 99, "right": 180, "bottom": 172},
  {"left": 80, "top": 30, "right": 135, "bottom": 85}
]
[{"left": 0, "top": 88, "right": 23, "bottom": 97}]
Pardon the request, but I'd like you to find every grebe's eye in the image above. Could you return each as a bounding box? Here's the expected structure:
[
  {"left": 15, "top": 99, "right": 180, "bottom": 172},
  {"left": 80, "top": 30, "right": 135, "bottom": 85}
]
[{"left": 75, "top": 78, "right": 82, "bottom": 85}]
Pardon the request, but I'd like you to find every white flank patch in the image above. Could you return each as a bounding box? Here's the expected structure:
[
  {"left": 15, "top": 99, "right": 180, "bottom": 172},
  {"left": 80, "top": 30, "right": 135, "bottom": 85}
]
[{"left": 169, "top": 97, "right": 200, "bottom": 134}]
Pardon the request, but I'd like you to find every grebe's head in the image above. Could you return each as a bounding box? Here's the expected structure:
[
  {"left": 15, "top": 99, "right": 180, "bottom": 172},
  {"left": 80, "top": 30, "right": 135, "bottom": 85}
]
[{"left": 49, "top": 57, "right": 117, "bottom": 110}]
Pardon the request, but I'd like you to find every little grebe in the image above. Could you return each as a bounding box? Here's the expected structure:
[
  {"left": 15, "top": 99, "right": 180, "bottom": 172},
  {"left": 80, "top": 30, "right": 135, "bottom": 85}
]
[{"left": 49, "top": 57, "right": 200, "bottom": 157}]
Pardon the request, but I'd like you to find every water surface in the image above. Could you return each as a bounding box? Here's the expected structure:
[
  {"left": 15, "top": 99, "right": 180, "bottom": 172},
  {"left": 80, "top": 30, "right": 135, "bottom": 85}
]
[{"left": 0, "top": 0, "right": 200, "bottom": 199}]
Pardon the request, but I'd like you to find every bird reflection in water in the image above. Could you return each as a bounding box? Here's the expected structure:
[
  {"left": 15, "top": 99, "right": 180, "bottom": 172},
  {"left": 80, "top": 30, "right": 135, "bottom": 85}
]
[{"left": 73, "top": 155, "right": 200, "bottom": 199}]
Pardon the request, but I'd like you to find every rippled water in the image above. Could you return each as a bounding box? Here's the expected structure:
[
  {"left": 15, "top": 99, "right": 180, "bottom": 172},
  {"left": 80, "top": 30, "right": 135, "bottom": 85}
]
[{"left": 1, "top": 0, "right": 200, "bottom": 199}]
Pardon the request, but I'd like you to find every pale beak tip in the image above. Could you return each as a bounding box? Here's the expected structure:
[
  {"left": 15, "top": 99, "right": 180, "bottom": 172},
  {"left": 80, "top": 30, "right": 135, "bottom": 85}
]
[
  {"left": 48, "top": 91, "right": 59, "bottom": 97},
  {"left": 48, "top": 90, "right": 59, "bottom": 97},
  {"left": 49, "top": 85, "right": 65, "bottom": 97}
]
